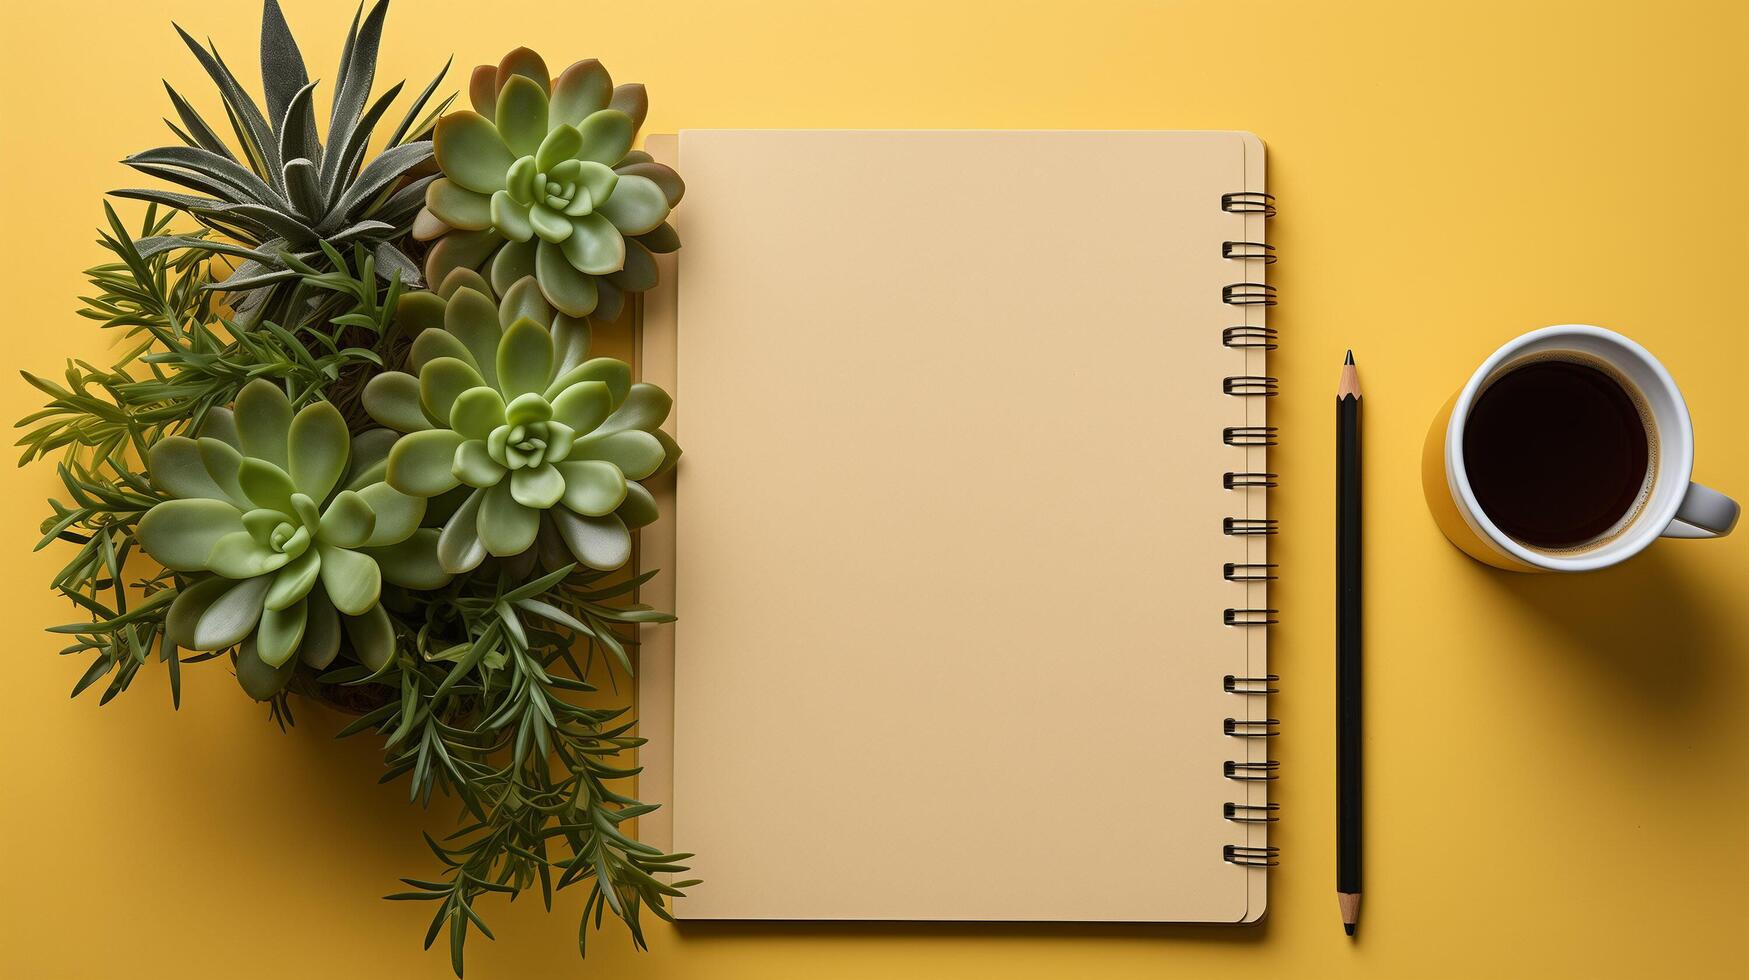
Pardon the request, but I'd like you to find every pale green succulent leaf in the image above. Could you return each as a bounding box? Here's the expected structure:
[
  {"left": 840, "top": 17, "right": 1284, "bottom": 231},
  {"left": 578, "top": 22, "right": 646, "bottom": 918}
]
[
  {"left": 506, "top": 156, "right": 538, "bottom": 205},
  {"left": 496, "top": 75, "right": 550, "bottom": 157},
  {"left": 199, "top": 407, "right": 241, "bottom": 449},
  {"left": 299, "top": 590, "right": 342, "bottom": 669},
  {"left": 548, "top": 357, "right": 631, "bottom": 405},
  {"left": 454, "top": 439, "right": 508, "bottom": 488},
  {"left": 317, "top": 543, "right": 381, "bottom": 617},
  {"left": 617, "top": 480, "right": 660, "bottom": 529},
  {"left": 235, "top": 638, "right": 297, "bottom": 700},
  {"left": 166, "top": 575, "right": 230, "bottom": 649},
  {"left": 602, "top": 382, "right": 674, "bottom": 432},
  {"left": 528, "top": 203, "right": 573, "bottom": 243},
  {"left": 553, "top": 315, "right": 591, "bottom": 374},
  {"left": 498, "top": 275, "right": 555, "bottom": 329},
  {"left": 450, "top": 387, "right": 508, "bottom": 441},
  {"left": 438, "top": 488, "right": 490, "bottom": 574},
  {"left": 264, "top": 548, "right": 322, "bottom": 611},
  {"left": 479, "top": 481, "right": 540, "bottom": 556},
  {"left": 147, "top": 436, "right": 240, "bottom": 504},
  {"left": 318, "top": 489, "right": 377, "bottom": 548},
  {"left": 510, "top": 463, "right": 566, "bottom": 509},
  {"left": 569, "top": 429, "right": 666, "bottom": 480},
  {"left": 573, "top": 109, "right": 634, "bottom": 165},
  {"left": 550, "top": 380, "right": 612, "bottom": 434},
  {"left": 424, "top": 227, "right": 504, "bottom": 292},
  {"left": 238, "top": 458, "right": 298, "bottom": 514},
  {"left": 557, "top": 460, "right": 627, "bottom": 517},
  {"left": 386, "top": 428, "right": 465, "bottom": 497},
  {"left": 497, "top": 47, "right": 552, "bottom": 93},
  {"left": 366, "top": 528, "right": 453, "bottom": 590},
  {"left": 491, "top": 190, "right": 535, "bottom": 242},
  {"left": 342, "top": 602, "right": 395, "bottom": 672},
  {"left": 241, "top": 508, "right": 285, "bottom": 547},
  {"left": 535, "top": 240, "right": 599, "bottom": 317},
  {"left": 362, "top": 372, "right": 432, "bottom": 433},
  {"left": 397, "top": 289, "right": 449, "bottom": 334},
  {"left": 425, "top": 178, "right": 494, "bottom": 231},
  {"left": 409, "top": 329, "right": 481, "bottom": 377},
  {"left": 419, "top": 358, "right": 488, "bottom": 426},
  {"left": 490, "top": 238, "right": 539, "bottom": 296},
  {"left": 504, "top": 391, "right": 553, "bottom": 426},
  {"left": 138, "top": 498, "right": 244, "bottom": 571},
  {"left": 288, "top": 401, "right": 350, "bottom": 502},
  {"left": 497, "top": 318, "right": 556, "bottom": 398},
  {"left": 551, "top": 507, "right": 631, "bottom": 571},
  {"left": 616, "top": 161, "right": 686, "bottom": 209},
  {"left": 558, "top": 212, "right": 624, "bottom": 275},
  {"left": 434, "top": 110, "right": 515, "bottom": 194},
  {"left": 234, "top": 380, "right": 293, "bottom": 469},
  {"left": 536, "top": 124, "right": 584, "bottom": 172},
  {"left": 192, "top": 574, "right": 272, "bottom": 650},
  {"left": 444, "top": 287, "right": 505, "bottom": 387},
  {"left": 598, "top": 174, "right": 670, "bottom": 236},
  {"left": 550, "top": 59, "right": 612, "bottom": 126},
  {"left": 544, "top": 420, "right": 575, "bottom": 461},
  {"left": 255, "top": 600, "right": 308, "bottom": 668},
  {"left": 196, "top": 438, "right": 249, "bottom": 503},
  {"left": 575, "top": 161, "right": 619, "bottom": 208},
  {"left": 357, "top": 482, "right": 426, "bottom": 547},
  {"left": 206, "top": 530, "right": 294, "bottom": 578}
]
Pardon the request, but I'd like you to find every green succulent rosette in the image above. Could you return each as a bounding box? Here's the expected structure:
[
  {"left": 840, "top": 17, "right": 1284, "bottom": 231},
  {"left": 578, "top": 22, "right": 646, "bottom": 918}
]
[
  {"left": 138, "top": 380, "right": 447, "bottom": 698},
  {"left": 362, "top": 270, "right": 679, "bottom": 574},
  {"left": 413, "top": 48, "right": 683, "bottom": 322}
]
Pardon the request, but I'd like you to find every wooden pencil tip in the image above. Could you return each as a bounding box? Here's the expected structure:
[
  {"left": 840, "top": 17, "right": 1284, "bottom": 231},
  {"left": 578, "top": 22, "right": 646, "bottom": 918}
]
[
  {"left": 1344, "top": 923, "right": 1356, "bottom": 937},
  {"left": 1344, "top": 349, "right": 1354, "bottom": 365}
]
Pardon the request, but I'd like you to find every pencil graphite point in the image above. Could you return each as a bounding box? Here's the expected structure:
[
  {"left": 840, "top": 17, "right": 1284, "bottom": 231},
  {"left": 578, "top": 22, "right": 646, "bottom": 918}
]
[
  {"left": 1344, "top": 349, "right": 1354, "bottom": 364},
  {"left": 1345, "top": 923, "right": 1356, "bottom": 937}
]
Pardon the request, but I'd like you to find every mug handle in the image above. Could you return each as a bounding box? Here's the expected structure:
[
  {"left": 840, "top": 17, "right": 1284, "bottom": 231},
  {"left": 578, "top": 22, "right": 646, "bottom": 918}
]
[{"left": 1663, "top": 482, "right": 1741, "bottom": 538}]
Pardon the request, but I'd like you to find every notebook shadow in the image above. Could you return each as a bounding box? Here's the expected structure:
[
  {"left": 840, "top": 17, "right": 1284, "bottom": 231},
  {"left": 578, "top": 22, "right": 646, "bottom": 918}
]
[
  {"left": 675, "top": 916, "right": 1270, "bottom": 947},
  {"left": 1472, "top": 543, "right": 1742, "bottom": 714}
]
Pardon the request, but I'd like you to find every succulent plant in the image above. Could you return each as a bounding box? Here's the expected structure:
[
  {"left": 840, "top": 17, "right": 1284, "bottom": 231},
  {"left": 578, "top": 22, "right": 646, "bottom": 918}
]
[
  {"left": 138, "top": 380, "right": 447, "bottom": 699},
  {"left": 114, "top": 0, "right": 451, "bottom": 322},
  {"left": 413, "top": 48, "right": 683, "bottom": 322},
  {"left": 362, "top": 270, "right": 679, "bottom": 574}
]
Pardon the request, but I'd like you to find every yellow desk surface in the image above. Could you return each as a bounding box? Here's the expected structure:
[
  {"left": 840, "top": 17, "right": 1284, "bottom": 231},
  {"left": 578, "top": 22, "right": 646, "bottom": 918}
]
[{"left": 2, "top": 1, "right": 1744, "bottom": 977}]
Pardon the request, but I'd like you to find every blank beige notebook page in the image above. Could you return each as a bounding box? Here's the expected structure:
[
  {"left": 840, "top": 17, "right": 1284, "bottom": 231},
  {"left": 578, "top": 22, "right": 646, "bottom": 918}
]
[{"left": 638, "top": 130, "right": 1270, "bottom": 922}]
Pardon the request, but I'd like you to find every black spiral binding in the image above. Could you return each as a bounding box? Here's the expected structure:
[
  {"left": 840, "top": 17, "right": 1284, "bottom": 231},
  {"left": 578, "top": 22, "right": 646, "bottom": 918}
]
[
  {"left": 1222, "top": 187, "right": 1276, "bottom": 871},
  {"left": 1223, "top": 376, "right": 1279, "bottom": 397},
  {"left": 1223, "top": 426, "right": 1277, "bottom": 446},
  {"left": 1224, "top": 326, "right": 1277, "bottom": 350},
  {"left": 1224, "top": 844, "right": 1279, "bottom": 867}
]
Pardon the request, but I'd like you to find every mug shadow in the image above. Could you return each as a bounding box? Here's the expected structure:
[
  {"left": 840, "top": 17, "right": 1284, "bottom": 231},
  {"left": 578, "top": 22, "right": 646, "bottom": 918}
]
[{"left": 1472, "top": 543, "right": 1743, "bottom": 715}]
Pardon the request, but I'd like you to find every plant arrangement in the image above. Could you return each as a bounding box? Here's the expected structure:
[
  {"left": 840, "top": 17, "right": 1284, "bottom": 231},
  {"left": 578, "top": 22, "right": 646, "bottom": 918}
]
[{"left": 17, "top": 3, "right": 693, "bottom": 974}]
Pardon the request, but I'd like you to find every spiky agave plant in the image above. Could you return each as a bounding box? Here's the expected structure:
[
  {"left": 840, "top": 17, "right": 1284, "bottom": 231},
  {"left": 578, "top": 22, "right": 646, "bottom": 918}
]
[{"left": 114, "top": 0, "right": 451, "bottom": 324}]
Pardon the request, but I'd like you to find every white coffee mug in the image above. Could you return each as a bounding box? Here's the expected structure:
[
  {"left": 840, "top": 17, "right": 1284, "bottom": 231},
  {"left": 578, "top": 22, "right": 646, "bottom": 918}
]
[{"left": 1421, "top": 325, "right": 1739, "bottom": 572}]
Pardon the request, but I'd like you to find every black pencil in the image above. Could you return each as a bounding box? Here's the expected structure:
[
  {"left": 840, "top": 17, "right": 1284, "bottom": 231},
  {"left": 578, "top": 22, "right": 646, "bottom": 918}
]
[{"left": 1336, "top": 350, "right": 1363, "bottom": 936}]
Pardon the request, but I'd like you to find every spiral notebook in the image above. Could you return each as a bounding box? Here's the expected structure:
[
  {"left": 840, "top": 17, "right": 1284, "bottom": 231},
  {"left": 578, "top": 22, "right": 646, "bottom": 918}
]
[{"left": 634, "top": 130, "right": 1274, "bottom": 922}]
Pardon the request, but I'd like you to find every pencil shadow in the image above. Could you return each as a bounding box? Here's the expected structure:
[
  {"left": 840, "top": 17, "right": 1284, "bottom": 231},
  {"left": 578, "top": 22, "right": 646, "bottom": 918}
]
[
  {"left": 675, "top": 915, "right": 1269, "bottom": 947},
  {"left": 1472, "top": 543, "right": 1743, "bottom": 715}
]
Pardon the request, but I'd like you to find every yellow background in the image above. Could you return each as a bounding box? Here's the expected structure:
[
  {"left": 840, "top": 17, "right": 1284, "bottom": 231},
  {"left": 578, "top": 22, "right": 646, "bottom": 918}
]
[{"left": 2, "top": 0, "right": 1745, "bottom": 977}]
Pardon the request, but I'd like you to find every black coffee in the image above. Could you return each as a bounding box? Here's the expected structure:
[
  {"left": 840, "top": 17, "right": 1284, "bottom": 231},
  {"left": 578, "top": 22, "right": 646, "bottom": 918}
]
[{"left": 1462, "top": 358, "right": 1652, "bottom": 550}]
